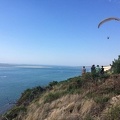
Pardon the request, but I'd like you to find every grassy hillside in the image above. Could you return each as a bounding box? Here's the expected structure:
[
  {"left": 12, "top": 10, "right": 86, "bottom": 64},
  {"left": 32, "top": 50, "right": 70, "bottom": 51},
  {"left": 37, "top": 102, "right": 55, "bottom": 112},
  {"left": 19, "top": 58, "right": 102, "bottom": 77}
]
[{"left": 1, "top": 72, "right": 120, "bottom": 120}]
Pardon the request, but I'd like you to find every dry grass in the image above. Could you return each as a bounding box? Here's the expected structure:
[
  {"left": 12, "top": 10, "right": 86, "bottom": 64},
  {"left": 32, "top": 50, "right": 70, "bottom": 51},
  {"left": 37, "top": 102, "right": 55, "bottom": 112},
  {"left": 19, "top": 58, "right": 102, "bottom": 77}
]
[{"left": 3, "top": 73, "right": 120, "bottom": 120}]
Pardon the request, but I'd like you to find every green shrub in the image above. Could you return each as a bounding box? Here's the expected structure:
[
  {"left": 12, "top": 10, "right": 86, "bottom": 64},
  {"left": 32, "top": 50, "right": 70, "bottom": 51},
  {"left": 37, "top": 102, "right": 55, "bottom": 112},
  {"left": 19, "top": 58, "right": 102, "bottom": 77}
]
[
  {"left": 86, "top": 92, "right": 95, "bottom": 98},
  {"left": 66, "top": 87, "right": 82, "bottom": 94},
  {"left": 66, "top": 79, "right": 83, "bottom": 94},
  {"left": 4, "top": 106, "right": 26, "bottom": 120},
  {"left": 82, "top": 72, "right": 93, "bottom": 81},
  {"left": 99, "top": 73, "right": 110, "bottom": 79},
  {"left": 94, "top": 96, "right": 110, "bottom": 104},
  {"left": 49, "top": 81, "right": 58, "bottom": 87},
  {"left": 44, "top": 91, "right": 64, "bottom": 103},
  {"left": 112, "top": 55, "right": 120, "bottom": 74},
  {"left": 17, "top": 86, "right": 45, "bottom": 105},
  {"left": 104, "top": 85, "right": 120, "bottom": 95},
  {"left": 106, "top": 106, "right": 120, "bottom": 120}
]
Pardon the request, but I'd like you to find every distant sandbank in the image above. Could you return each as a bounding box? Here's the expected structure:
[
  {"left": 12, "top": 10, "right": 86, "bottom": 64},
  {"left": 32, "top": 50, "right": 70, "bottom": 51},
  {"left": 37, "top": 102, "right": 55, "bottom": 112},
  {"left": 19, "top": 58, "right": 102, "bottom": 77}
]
[{"left": 103, "top": 65, "right": 111, "bottom": 71}]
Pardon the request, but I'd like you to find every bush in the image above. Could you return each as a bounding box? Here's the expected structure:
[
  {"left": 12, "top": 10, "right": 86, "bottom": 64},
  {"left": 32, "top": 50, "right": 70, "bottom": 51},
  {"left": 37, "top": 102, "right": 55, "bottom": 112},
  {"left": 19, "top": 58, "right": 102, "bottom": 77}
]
[
  {"left": 44, "top": 91, "right": 64, "bottom": 103},
  {"left": 112, "top": 55, "right": 120, "bottom": 74},
  {"left": 4, "top": 106, "right": 26, "bottom": 120},
  {"left": 106, "top": 106, "right": 120, "bottom": 120},
  {"left": 17, "top": 86, "right": 45, "bottom": 105},
  {"left": 93, "top": 96, "right": 110, "bottom": 104},
  {"left": 48, "top": 81, "right": 58, "bottom": 87},
  {"left": 82, "top": 72, "right": 93, "bottom": 81},
  {"left": 66, "top": 79, "right": 83, "bottom": 94}
]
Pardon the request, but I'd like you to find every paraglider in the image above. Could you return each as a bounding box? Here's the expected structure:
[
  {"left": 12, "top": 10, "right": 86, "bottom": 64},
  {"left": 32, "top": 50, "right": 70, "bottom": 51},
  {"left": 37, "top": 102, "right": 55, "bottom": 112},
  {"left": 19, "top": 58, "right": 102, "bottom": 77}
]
[
  {"left": 98, "top": 17, "right": 120, "bottom": 39},
  {"left": 107, "top": 36, "right": 110, "bottom": 39},
  {"left": 98, "top": 17, "right": 120, "bottom": 28}
]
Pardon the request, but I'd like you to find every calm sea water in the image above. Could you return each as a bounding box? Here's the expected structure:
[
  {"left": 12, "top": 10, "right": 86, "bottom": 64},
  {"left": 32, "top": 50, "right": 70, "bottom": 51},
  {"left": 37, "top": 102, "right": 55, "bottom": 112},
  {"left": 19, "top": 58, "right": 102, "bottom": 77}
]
[{"left": 0, "top": 64, "right": 90, "bottom": 114}]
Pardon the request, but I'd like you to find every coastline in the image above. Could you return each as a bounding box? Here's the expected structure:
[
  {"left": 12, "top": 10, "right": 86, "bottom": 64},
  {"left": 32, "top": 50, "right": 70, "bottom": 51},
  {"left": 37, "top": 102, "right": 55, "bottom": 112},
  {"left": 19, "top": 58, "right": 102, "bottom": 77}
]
[{"left": 0, "top": 104, "right": 14, "bottom": 115}]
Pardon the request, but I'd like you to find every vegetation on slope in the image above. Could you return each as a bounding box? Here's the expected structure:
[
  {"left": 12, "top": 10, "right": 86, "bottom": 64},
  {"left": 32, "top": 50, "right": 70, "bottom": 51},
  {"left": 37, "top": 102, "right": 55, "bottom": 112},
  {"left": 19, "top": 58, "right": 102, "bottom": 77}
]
[
  {"left": 1, "top": 55, "right": 120, "bottom": 120},
  {"left": 111, "top": 55, "right": 120, "bottom": 74}
]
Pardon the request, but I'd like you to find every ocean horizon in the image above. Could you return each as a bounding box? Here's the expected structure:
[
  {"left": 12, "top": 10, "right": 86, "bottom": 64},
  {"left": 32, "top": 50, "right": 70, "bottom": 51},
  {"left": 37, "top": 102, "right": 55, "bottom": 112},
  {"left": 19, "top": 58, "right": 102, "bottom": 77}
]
[{"left": 0, "top": 64, "right": 90, "bottom": 114}]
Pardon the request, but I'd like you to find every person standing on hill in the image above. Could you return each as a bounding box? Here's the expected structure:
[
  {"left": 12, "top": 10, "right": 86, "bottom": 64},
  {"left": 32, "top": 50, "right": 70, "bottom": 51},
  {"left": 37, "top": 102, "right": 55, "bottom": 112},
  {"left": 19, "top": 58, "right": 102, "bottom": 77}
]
[
  {"left": 100, "top": 66, "right": 104, "bottom": 75},
  {"left": 91, "top": 65, "right": 96, "bottom": 74},
  {"left": 91, "top": 65, "right": 96, "bottom": 81},
  {"left": 82, "top": 66, "right": 86, "bottom": 75},
  {"left": 96, "top": 65, "right": 101, "bottom": 76}
]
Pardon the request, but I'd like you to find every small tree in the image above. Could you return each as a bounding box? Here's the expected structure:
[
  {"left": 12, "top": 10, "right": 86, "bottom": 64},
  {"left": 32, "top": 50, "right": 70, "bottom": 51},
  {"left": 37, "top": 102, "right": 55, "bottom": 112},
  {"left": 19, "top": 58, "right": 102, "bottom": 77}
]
[{"left": 112, "top": 55, "right": 120, "bottom": 74}]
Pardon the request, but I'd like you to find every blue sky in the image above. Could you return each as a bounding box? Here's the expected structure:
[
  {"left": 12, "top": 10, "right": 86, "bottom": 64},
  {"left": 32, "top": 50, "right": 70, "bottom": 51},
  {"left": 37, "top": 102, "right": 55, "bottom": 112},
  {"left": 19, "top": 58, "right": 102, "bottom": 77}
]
[{"left": 0, "top": 0, "right": 120, "bottom": 66}]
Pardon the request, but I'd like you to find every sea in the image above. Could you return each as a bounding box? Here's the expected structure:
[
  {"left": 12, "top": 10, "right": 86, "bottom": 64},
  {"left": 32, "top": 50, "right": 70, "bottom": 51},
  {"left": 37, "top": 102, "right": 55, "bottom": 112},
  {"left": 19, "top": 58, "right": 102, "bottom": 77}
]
[{"left": 0, "top": 64, "right": 90, "bottom": 114}]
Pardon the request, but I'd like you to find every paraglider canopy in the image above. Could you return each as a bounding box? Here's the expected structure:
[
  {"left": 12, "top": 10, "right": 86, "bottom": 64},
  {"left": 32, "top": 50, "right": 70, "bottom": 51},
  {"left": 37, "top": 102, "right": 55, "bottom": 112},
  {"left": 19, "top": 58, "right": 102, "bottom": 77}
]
[{"left": 98, "top": 17, "right": 120, "bottom": 28}]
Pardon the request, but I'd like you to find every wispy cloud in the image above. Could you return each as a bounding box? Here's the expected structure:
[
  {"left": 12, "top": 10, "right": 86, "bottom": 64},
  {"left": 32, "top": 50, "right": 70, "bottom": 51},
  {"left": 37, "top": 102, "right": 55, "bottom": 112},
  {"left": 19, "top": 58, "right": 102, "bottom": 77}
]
[{"left": 108, "top": 0, "right": 120, "bottom": 3}]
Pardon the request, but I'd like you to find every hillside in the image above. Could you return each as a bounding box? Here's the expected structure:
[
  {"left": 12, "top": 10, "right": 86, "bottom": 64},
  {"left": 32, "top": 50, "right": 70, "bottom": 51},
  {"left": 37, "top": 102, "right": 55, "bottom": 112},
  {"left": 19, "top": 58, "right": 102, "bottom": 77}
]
[{"left": 1, "top": 72, "right": 120, "bottom": 120}]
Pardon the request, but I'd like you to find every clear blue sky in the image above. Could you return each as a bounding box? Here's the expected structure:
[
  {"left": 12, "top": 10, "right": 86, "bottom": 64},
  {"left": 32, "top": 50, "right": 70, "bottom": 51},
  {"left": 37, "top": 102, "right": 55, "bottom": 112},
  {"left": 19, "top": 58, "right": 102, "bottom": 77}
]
[{"left": 0, "top": 0, "right": 120, "bottom": 66}]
